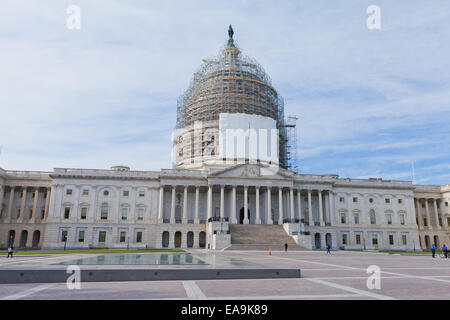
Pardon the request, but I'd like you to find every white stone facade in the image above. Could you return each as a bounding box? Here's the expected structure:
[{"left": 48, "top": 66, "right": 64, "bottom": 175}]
[{"left": 2, "top": 164, "right": 448, "bottom": 251}]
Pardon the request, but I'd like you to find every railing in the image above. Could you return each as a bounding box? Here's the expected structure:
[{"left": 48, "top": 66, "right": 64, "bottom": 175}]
[
  {"left": 53, "top": 168, "right": 159, "bottom": 179},
  {"left": 207, "top": 217, "right": 229, "bottom": 223}
]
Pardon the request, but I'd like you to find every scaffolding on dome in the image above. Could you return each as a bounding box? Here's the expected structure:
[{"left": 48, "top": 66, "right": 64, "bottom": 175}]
[{"left": 175, "top": 28, "right": 291, "bottom": 169}]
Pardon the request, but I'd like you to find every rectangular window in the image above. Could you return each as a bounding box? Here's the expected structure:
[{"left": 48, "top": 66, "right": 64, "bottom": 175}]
[
  {"left": 356, "top": 234, "right": 361, "bottom": 245},
  {"left": 120, "top": 231, "right": 126, "bottom": 243},
  {"left": 353, "top": 197, "right": 358, "bottom": 203},
  {"left": 402, "top": 235, "right": 407, "bottom": 245},
  {"left": 354, "top": 213, "right": 359, "bottom": 224},
  {"left": 389, "top": 235, "right": 394, "bottom": 245},
  {"left": 137, "top": 208, "right": 144, "bottom": 221},
  {"left": 139, "top": 191, "right": 145, "bottom": 197},
  {"left": 372, "top": 234, "right": 378, "bottom": 245},
  {"left": 340, "top": 213, "right": 346, "bottom": 224},
  {"left": 80, "top": 207, "right": 87, "bottom": 219},
  {"left": 424, "top": 218, "right": 428, "bottom": 226},
  {"left": 342, "top": 234, "right": 348, "bottom": 245},
  {"left": 123, "top": 191, "right": 129, "bottom": 197},
  {"left": 78, "top": 230, "right": 85, "bottom": 243},
  {"left": 121, "top": 208, "right": 128, "bottom": 220},
  {"left": 99, "top": 231, "right": 106, "bottom": 243},
  {"left": 64, "top": 207, "right": 70, "bottom": 219},
  {"left": 66, "top": 189, "right": 72, "bottom": 195},
  {"left": 101, "top": 203, "right": 108, "bottom": 220},
  {"left": 339, "top": 197, "right": 344, "bottom": 202},
  {"left": 136, "top": 232, "right": 143, "bottom": 243},
  {"left": 385, "top": 198, "right": 390, "bottom": 204},
  {"left": 445, "top": 202, "right": 448, "bottom": 207},
  {"left": 370, "top": 211, "right": 376, "bottom": 224},
  {"left": 400, "top": 214, "right": 405, "bottom": 225},
  {"left": 61, "top": 230, "right": 68, "bottom": 242},
  {"left": 386, "top": 214, "right": 392, "bottom": 225},
  {"left": 398, "top": 199, "right": 402, "bottom": 204},
  {"left": 82, "top": 189, "right": 89, "bottom": 196}
]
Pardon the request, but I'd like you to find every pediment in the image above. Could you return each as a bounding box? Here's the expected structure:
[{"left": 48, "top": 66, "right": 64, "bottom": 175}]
[{"left": 209, "top": 163, "right": 293, "bottom": 180}]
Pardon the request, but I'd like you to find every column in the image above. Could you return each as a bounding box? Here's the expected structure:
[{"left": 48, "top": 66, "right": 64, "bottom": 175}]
[
  {"left": 5, "top": 187, "right": 15, "bottom": 222},
  {"left": 266, "top": 187, "right": 273, "bottom": 224},
  {"left": 442, "top": 199, "right": 449, "bottom": 227},
  {"left": 194, "top": 186, "right": 200, "bottom": 224},
  {"left": 0, "top": 186, "right": 4, "bottom": 218},
  {"left": 308, "top": 189, "right": 313, "bottom": 226},
  {"left": 158, "top": 186, "right": 164, "bottom": 223},
  {"left": 220, "top": 185, "right": 224, "bottom": 220},
  {"left": 278, "top": 187, "right": 283, "bottom": 225},
  {"left": 170, "top": 186, "right": 176, "bottom": 224},
  {"left": 182, "top": 186, "right": 188, "bottom": 224},
  {"left": 30, "top": 188, "right": 39, "bottom": 223},
  {"left": 360, "top": 194, "right": 367, "bottom": 225},
  {"left": 297, "top": 189, "right": 302, "bottom": 222},
  {"left": 255, "top": 187, "right": 261, "bottom": 224},
  {"left": 18, "top": 187, "right": 27, "bottom": 222},
  {"left": 243, "top": 186, "right": 249, "bottom": 224},
  {"left": 424, "top": 199, "right": 431, "bottom": 230},
  {"left": 415, "top": 198, "right": 423, "bottom": 228},
  {"left": 347, "top": 193, "right": 352, "bottom": 226},
  {"left": 328, "top": 191, "right": 335, "bottom": 225},
  {"left": 43, "top": 187, "right": 51, "bottom": 220},
  {"left": 231, "top": 186, "right": 237, "bottom": 224},
  {"left": 319, "top": 190, "right": 324, "bottom": 226},
  {"left": 290, "top": 188, "right": 294, "bottom": 221},
  {"left": 207, "top": 185, "right": 212, "bottom": 221},
  {"left": 432, "top": 198, "right": 440, "bottom": 229}
]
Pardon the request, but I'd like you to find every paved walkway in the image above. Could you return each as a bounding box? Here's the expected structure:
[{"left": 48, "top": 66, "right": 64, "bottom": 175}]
[{"left": 1, "top": 250, "right": 449, "bottom": 300}]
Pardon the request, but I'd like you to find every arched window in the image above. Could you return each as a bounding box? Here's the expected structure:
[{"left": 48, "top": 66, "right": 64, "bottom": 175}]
[
  {"left": 103, "top": 190, "right": 109, "bottom": 196},
  {"left": 101, "top": 202, "right": 108, "bottom": 220},
  {"left": 369, "top": 209, "right": 376, "bottom": 224}
]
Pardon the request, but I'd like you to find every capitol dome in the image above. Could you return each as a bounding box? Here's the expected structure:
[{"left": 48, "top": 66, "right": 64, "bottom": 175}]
[
  {"left": 176, "top": 26, "right": 285, "bottom": 130},
  {"left": 174, "top": 26, "right": 288, "bottom": 170}
]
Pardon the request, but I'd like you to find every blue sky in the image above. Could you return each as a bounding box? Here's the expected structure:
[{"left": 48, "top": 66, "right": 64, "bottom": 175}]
[{"left": 0, "top": 0, "right": 449, "bottom": 185}]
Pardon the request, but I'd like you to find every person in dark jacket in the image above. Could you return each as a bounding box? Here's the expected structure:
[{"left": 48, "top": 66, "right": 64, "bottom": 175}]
[
  {"left": 7, "top": 246, "right": 13, "bottom": 258},
  {"left": 431, "top": 244, "right": 436, "bottom": 258},
  {"left": 442, "top": 244, "right": 448, "bottom": 259},
  {"left": 284, "top": 243, "right": 288, "bottom": 252},
  {"left": 326, "top": 245, "right": 331, "bottom": 255}
]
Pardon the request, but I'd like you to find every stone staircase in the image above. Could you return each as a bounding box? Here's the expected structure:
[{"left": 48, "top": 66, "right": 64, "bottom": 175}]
[{"left": 226, "top": 224, "right": 307, "bottom": 251}]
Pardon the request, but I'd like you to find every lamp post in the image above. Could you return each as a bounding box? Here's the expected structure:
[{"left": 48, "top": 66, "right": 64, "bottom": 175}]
[{"left": 127, "top": 236, "right": 129, "bottom": 250}]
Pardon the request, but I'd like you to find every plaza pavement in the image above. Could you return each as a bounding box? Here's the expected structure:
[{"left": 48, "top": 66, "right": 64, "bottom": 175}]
[{"left": 0, "top": 250, "right": 449, "bottom": 300}]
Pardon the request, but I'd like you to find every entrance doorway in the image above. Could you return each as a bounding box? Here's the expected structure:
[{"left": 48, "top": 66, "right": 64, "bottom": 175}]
[
  {"left": 32, "top": 230, "right": 40, "bottom": 248},
  {"left": 325, "top": 233, "right": 332, "bottom": 248},
  {"left": 239, "top": 207, "right": 250, "bottom": 224},
  {"left": 174, "top": 231, "right": 182, "bottom": 248},
  {"left": 314, "top": 233, "right": 321, "bottom": 249}
]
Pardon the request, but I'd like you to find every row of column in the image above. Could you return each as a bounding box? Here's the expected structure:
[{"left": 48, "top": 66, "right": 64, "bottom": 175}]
[
  {"left": 415, "top": 198, "right": 447, "bottom": 230},
  {"left": 0, "top": 186, "right": 51, "bottom": 223},
  {"left": 156, "top": 185, "right": 332, "bottom": 226}
]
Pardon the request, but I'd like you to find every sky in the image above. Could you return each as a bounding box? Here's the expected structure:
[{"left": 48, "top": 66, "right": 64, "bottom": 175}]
[{"left": 0, "top": 0, "right": 449, "bottom": 185}]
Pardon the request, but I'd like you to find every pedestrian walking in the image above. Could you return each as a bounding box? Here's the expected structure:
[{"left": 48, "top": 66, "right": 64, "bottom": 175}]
[
  {"left": 442, "top": 244, "right": 448, "bottom": 259},
  {"left": 431, "top": 244, "right": 436, "bottom": 258},
  {"left": 326, "top": 245, "right": 331, "bottom": 255},
  {"left": 7, "top": 246, "right": 13, "bottom": 258},
  {"left": 284, "top": 243, "right": 288, "bottom": 252}
]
